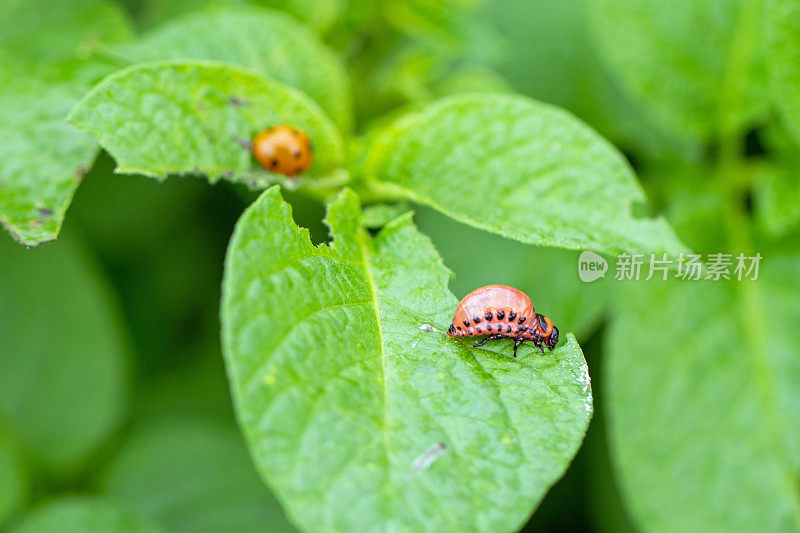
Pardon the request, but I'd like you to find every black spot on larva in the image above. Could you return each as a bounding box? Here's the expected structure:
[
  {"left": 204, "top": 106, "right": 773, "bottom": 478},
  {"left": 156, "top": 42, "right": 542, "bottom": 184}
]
[
  {"left": 519, "top": 316, "right": 526, "bottom": 324},
  {"left": 476, "top": 327, "right": 482, "bottom": 334},
  {"left": 538, "top": 314, "right": 548, "bottom": 331},
  {"left": 473, "top": 317, "right": 481, "bottom": 324},
  {"left": 487, "top": 325, "right": 493, "bottom": 332},
  {"left": 497, "top": 311, "right": 504, "bottom": 320},
  {"left": 509, "top": 312, "right": 516, "bottom": 320},
  {"left": 506, "top": 325, "right": 512, "bottom": 333},
  {"left": 457, "top": 326, "right": 462, "bottom": 330},
  {"left": 448, "top": 324, "right": 455, "bottom": 334},
  {"left": 270, "top": 159, "right": 279, "bottom": 168},
  {"left": 463, "top": 320, "right": 470, "bottom": 327},
  {"left": 294, "top": 151, "right": 301, "bottom": 158},
  {"left": 485, "top": 312, "right": 492, "bottom": 320},
  {"left": 468, "top": 328, "right": 474, "bottom": 335},
  {"left": 520, "top": 325, "right": 528, "bottom": 332}
]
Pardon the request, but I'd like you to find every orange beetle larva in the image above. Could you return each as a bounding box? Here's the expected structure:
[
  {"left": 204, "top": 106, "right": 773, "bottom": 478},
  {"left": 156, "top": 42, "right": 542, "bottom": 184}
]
[
  {"left": 252, "top": 125, "right": 313, "bottom": 176},
  {"left": 447, "top": 285, "right": 559, "bottom": 356}
]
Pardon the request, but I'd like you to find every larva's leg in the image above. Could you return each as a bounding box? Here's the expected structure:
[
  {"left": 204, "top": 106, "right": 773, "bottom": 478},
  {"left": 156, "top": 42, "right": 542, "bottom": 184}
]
[
  {"left": 513, "top": 337, "right": 525, "bottom": 357},
  {"left": 473, "top": 334, "right": 505, "bottom": 348}
]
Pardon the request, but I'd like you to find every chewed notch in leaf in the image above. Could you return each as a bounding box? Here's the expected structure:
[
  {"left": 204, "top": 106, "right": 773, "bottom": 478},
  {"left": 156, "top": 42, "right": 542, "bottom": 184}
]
[{"left": 221, "top": 186, "right": 593, "bottom": 532}]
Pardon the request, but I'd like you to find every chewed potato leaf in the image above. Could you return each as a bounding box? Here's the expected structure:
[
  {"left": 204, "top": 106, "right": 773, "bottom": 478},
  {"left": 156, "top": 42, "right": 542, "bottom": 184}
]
[{"left": 221, "top": 186, "right": 593, "bottom": 532}]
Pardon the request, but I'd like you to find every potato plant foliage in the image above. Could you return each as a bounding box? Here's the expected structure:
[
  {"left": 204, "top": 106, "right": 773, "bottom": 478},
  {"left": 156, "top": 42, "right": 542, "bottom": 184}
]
[{"left": 1, "top": 0, "right": 799, "bottom": 532}]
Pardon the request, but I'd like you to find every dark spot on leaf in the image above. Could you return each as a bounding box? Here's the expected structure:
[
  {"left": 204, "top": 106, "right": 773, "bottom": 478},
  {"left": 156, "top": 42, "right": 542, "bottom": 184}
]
[
  {"left": 28, "top": 220, "right": 43, "bottom": 227},
  {"left": 412, "top": 442, "right": 447, "bottom": 473},
  {"left": 75, "top": 165, "right": 90, "bottom": 179},
  {"left": 229, "top": 95, "right": 250, "bottom": 107},
  {"left": 235, "top": 136, "right": 253, "bottom": 151},
  {"left": 38, "top": 207, "right": 53, "bottom": 217}
]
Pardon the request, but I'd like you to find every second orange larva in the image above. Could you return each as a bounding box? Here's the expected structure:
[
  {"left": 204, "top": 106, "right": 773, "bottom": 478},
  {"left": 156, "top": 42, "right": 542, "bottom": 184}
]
[{"left": 252, "top": 125, "right": 313, "bottom": 176}]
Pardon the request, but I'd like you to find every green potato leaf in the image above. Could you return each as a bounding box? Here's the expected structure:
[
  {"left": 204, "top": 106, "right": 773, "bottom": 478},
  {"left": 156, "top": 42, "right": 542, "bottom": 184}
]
[
  {"left": 0, "top": 0, "right": 132, "bottom": 245},
  {"left": 588, "top": 0, "right": 767, "bottom": 141},
  {"left": 0, "top": 233, "right": 129, "bottom": 473},
  {"left": 221, "top": 186, "right": 593, "bottom": 532},
  {"left": 361, "top": 93, "right": 687, "bottom": 256},
  {"left": 68, "top": 61, "right": 345, "bottom": 185},
  {"left": 11, "top": 497, "right": 161, "bottom": 533},
  {"left": 0, "top": 26, "right": 134, "bottom": 246},
  {"left": 116, "top": 6, "right": 351, "bottom": 130},
  {"left": 767, "top": 0, "right": 800, "bottom": 146},
  {"left": 606, "top": 263, "right": 800, "bottom": 531},
  {"left": 486, "top": 0, "right": 700, "bottom": 164},
  {"left": 0, "top": 0, "right": 132, "bottom": 63},
  {"left": 0, "top": 59, "right": 98, "bottom": 245},
  {"left": 103, "top": 418, "right": 295, "bottom": 533}
]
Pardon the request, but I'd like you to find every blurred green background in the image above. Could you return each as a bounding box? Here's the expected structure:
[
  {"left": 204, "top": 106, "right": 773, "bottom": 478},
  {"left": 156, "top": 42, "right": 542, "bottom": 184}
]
[{"left": 2, "top": 0, "right": 799, "bottom": 531}]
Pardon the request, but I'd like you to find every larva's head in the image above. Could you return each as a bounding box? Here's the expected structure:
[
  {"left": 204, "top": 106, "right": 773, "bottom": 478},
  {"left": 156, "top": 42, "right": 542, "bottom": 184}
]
[
  {"left": 545, "top": 324, "right": 559, "bottom": 350},
  {"left": 537, "top": 314, "right": 559, "bottom": 350}
]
